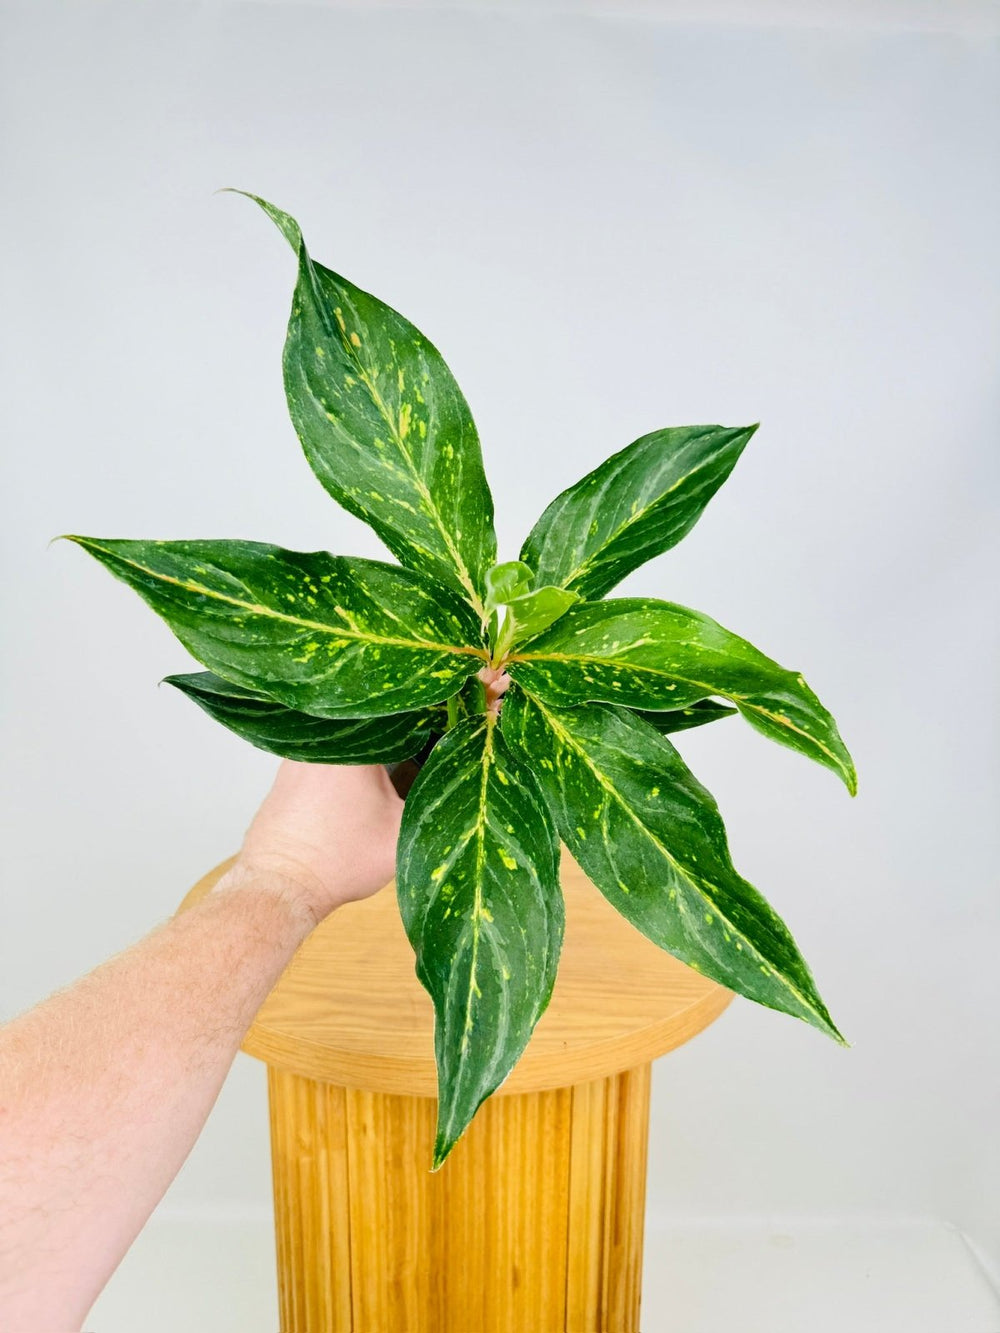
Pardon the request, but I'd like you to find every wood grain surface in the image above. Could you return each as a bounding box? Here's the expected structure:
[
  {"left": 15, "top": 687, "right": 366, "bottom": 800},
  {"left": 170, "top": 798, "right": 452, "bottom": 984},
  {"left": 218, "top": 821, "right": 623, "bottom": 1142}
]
[{"left": 268, "top": 1063, "right": 651, "bottom": 1332}]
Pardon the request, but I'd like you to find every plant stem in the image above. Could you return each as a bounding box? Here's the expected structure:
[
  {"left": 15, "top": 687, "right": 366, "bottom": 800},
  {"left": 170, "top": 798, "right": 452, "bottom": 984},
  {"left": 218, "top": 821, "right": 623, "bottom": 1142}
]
[
  {"left": 446, "top": 694, "right": 460, "bottom": 731},
  {"left": 477, "top": 664, "right": 512, "bottom": 718},
  {"left": 468, "top": 675, "right": 488, "bottom": 713},
  {"left": 492, "top": 613, "right": 516, "bottom": 664}
]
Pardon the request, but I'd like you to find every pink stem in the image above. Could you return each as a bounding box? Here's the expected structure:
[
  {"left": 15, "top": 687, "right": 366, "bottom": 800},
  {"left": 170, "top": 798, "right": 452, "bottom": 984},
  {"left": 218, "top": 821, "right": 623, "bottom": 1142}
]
[{"left": 478, "top": 664, "right": 512, "bottom": 718}]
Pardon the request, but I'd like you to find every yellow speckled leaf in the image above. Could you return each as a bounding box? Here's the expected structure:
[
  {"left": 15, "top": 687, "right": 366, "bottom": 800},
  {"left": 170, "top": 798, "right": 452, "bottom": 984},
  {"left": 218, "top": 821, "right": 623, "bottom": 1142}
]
[
  {"left": 237, "top": 192, "right": 497, "bottom": 615},
  {"left": 66, "top": 537, "right": 484, "bottom": 718},
  {"left": 396, "top": 715, "right": 563, "bottom": 1168},
  {"left": 510, "top": 597, "right": 856, "bottom": 794},
  {"left": 520, "top": 423, "right": 757, "bottom": 599},
  {"left": 503, "top": 690, "right": 843, "bottom": 1042},
  {"left": 165, "top": 671, "right": 441, "bottom": 763}
]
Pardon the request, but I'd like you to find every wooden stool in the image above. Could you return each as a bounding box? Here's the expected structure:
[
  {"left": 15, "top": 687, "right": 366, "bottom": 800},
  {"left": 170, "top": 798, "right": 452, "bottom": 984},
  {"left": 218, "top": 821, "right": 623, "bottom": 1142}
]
[{"left": 181, "top": 856, "right": 731, "bottom": 1332}]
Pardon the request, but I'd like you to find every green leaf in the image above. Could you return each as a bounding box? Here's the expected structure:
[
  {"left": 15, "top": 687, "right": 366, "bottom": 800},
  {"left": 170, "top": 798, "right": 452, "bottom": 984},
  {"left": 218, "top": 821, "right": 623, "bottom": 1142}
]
[
  {"left": 165, "top": 671, "right": 439, "bottom": 763},
  {"left": 237, "top": 192, "right": 497, "bottom": 613},
  {"left": 494, "top": 585, "right": 580, "bottom": 657},
  {"left": 484, "top": 560, "right": 533, "bottom": 611},
  {"left": 509, "top": 598, "right": 856, "bottom": 794},
  {"left": 503, "top": 691, "right": 843, "bottom": 1042},
  {"left": 484, "top": 560, "right": 579, "bottom": 656},
  {"left": 633, "top": 699, "right": 737, "bottom": 734},
  {"left": 520, "top": 423, "right": 757, "bottom": 600},
  {"left": 65, "top": 537, "right": 484, "bottom": 718},
  {"left": 396, "top": 716, "right": 563, "bottom": 1168}
]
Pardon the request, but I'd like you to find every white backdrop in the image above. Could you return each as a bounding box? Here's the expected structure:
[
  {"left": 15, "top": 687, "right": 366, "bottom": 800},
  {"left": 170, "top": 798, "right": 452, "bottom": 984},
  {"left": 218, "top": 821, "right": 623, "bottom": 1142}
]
[{"left": 3, "top": 0, "right": 998, "bottom": 1301}]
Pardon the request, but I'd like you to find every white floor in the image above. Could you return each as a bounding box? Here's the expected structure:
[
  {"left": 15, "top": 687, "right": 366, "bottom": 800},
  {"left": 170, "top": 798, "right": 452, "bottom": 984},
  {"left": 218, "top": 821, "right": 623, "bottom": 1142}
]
[
  {"left": 87, "top": 1211, "right": 1000, "bottom": 1332},
  {"left": 642, "top": 1217, "right": 1000, "bottom": 1332}
]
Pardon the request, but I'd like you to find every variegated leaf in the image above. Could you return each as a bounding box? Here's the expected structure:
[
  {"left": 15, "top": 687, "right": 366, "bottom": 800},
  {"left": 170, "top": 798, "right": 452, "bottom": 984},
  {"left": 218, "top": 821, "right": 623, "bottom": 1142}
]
[
  {"left": 396, "top": 715, "right": 563, "bottom": 1168},
  {"left": 520, "top": 424, "right": 757, "bottom": 599},
  {"left": 503, "top": 690, "right": 842, "bottom": 1041},
  {"left": 66, "top": 537, "right": 484, "bottom": 718},
  {"left": 509, "top": 598, "right": 855, "bottom": 793},
  {"left": 165, "top": 671, "right": 440, "bottom": 763},
  {"left": 239, "top": 192, "right": 497, "bottom": 613}
]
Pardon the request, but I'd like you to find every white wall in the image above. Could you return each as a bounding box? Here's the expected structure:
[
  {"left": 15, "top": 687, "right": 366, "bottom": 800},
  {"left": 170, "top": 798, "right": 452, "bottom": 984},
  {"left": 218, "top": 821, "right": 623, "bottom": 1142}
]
[{"left": 3, "top": 0, "right": 997, "bottom": 1275}]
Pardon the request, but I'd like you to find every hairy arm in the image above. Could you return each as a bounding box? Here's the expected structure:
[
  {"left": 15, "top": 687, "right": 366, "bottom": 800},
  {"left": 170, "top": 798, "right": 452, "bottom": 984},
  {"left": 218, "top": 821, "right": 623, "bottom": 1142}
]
[{"left": 0, "top": 761, "right": 402, "bottom": 1333}]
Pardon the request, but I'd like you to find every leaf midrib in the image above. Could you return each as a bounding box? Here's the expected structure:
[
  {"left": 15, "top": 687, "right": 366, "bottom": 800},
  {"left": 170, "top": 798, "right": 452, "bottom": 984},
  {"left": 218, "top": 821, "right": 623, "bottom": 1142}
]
[
  {"left": 462, "top": 716, "right": 495, "bottom": 1057},
  {"left": 319, "top": 283, "right": 487, "bottom": 618},
  {"left": 429, "top": 718, "right": 510, "bottom": 1152},
  {"left": 77, "top": 541, "right": 486, "bottom": 659}
]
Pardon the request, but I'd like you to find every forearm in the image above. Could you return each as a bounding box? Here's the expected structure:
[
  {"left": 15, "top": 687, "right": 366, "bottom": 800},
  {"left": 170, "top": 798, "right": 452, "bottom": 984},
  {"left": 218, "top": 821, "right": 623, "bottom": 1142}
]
[{"left": 0, "top": 866, "right": 314, "bottom": 1333}]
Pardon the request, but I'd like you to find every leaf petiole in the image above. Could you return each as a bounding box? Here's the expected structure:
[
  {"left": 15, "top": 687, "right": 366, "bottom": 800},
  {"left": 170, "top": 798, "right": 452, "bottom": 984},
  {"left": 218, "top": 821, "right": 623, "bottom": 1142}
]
[{"left": 446, "top": 693, "right": 461, "bottom": 731}]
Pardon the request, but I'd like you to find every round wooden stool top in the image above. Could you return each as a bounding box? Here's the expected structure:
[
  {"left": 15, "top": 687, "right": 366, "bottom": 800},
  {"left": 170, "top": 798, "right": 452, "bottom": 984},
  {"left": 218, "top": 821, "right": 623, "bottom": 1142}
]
[{"left": 180, "top": 855, "right": 732, "bottom": 1097}]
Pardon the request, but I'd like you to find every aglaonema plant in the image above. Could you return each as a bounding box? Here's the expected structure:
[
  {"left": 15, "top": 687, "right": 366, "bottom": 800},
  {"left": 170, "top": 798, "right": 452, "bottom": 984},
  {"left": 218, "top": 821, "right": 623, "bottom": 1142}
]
[{"left": 64, "top": 193, "right": 856, "bottom": 1169}]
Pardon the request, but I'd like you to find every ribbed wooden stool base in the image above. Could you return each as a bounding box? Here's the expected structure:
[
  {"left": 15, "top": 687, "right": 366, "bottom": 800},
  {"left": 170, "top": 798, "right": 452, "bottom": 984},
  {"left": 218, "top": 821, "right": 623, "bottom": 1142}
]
[
  {"left": 268, "top": 1063, "right": 650, "bottom": 1333},
  {"left": 180, "top": 855, "right": 732, "bottom": 1332}
]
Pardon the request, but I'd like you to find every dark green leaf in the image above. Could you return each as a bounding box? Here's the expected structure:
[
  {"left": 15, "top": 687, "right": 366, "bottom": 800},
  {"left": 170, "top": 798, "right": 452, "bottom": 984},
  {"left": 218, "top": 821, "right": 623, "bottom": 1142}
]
[
  {"left": 66, "top": 537, "right": 484, "bottom": 718},
  {"left": 633, "top": 699, "right": 737, "bottom": 734},
  {"left": 165, "top": 670, "right": 439, "bottom": 763},
  {"left": 503, "top": 691, "right": 842, "bottom": 1042},
  {"left": 520, "top": 424, "right": 757, "bottom": 600},
  {"left": 239, "top": 192, "right": 497, "bottom": 613},
  {"left": 509, "top": 598, "right": 856, "bottom": 793},
  {"left": 396, "top": 716, "right": 563, "bottom": 1168}
]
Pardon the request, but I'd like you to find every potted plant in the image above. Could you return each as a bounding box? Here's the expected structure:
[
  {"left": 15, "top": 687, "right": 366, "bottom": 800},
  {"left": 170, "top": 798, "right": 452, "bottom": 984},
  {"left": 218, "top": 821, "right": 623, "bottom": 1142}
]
[{"left": 64, "top": 193, "right": 855, "bottom": 1169}]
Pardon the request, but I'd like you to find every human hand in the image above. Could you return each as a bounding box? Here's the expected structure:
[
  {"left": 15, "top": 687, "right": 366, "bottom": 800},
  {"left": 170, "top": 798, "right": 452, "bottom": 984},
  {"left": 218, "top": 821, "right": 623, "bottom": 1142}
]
[{"left": 219, "top": 761, "right": 404, "bottom": 927}]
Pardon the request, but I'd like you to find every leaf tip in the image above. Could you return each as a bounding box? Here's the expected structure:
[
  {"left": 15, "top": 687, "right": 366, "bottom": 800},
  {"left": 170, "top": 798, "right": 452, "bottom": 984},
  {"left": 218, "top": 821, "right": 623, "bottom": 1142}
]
[
  {"left": 223, "top": 189, "right": 303, "bottom": 254},
  {"left": 430, "top": 1135, "right": 456, "bottom": 1172},
  {"left": 813, "top": 1004, "right": 848, "bottom": 1047},
  {"left": 217, "top": 185, "right": 269, "bottom": 205},
  {"left": 52, "top": 533, "right": 90, "bottom": 552}
]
